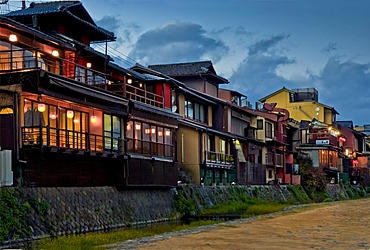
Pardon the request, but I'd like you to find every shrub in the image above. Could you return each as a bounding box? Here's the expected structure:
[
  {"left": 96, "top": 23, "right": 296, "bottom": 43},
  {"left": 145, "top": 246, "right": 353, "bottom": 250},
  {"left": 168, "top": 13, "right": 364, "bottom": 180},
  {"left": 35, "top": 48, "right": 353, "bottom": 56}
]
[
  {"left": 323, "top": 198, "right": 333, "bottom": 202},
  {"left": 287, "top": 185, "right": 311, "bottom": 203},
  {"left": 174, "top": 190, "right": 198, "bottom": 217},
  {"left": 0, "top": 188, "right": 31, "bottom": 244}
]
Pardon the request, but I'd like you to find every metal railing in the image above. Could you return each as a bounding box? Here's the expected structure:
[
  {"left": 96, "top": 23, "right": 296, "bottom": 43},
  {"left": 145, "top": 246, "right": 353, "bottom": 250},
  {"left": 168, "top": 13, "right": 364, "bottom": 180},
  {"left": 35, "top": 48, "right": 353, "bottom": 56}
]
[
  {"left": 205, "top": 150, "right": 235, "bottom": 165},
  {"left": 21, "top": 126, "right": 124, "bottom": 155}
]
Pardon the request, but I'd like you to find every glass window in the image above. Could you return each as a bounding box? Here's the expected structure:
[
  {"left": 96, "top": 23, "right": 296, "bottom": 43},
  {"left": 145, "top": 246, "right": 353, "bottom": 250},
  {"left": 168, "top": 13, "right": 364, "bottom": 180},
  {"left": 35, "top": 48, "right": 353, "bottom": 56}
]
[
  {"left": 265, "top": 122, "right": 273, "bottom": 138},
  {"left": 199, "top": 104, "right": 205, "bottom": 122},
  {"left": 220, "top": 139, "right": 226, "bottom": 154},
  {"left": 185, "top": 98, "right": 206, "bottom": 122},
  {"left": 257, "top": 119, "right": 263, "bottom": 129},
  {"left": 104, "top": 114, "right": 121, "bottom": 151}
]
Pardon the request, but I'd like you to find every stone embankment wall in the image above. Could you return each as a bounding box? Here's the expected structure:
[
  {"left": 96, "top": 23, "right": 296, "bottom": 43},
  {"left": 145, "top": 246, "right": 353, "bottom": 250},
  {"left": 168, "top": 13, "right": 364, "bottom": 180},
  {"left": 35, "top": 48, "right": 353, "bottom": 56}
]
[
  {"left": 1, "top": 184, "right": 367, "bottom": 247},
  {"left": 23, "top": 187, "right": 178, "bottom": 237}
]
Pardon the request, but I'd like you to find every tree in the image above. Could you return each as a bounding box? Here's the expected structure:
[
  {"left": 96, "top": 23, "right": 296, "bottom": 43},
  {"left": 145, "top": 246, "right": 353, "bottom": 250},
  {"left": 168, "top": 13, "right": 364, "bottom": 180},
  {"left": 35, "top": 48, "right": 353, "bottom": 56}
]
[{"left": 296, "top": 154, "right": 327, "bottom": 192}]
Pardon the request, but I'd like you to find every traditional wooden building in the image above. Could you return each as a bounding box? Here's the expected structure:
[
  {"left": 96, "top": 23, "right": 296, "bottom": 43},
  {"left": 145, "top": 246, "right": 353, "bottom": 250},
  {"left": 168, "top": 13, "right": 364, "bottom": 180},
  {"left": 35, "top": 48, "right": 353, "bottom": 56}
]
[
  {"left": 149, "top": 61, "right": 238, "bottom": 185},
  {"left": 0, "top": 1, "right": 179, "bottom": 187}
]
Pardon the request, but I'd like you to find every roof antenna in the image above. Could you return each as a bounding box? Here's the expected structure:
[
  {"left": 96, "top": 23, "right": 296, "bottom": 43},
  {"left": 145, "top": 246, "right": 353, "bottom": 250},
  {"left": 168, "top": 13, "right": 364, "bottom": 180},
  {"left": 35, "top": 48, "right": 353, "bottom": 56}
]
[{"left": 22, "top": 0, "right": 25, "bottom": 9}]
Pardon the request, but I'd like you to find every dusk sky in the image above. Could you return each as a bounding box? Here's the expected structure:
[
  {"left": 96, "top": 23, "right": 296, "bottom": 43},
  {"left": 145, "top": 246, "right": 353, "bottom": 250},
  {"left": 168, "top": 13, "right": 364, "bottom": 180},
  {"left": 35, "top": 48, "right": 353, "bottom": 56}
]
[{"left": 6, "top": 1, "right": 370, "bottom": 125}]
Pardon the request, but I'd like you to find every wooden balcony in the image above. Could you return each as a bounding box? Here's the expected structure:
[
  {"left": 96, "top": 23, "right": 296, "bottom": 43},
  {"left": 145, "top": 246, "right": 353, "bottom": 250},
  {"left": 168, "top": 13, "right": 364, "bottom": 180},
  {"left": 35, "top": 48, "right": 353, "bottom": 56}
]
[
  {"left": 126, "top": 138, "right": 174, "bottom": 159},
  {"left": 126, "top": 84, "right": 164, "bottom": 108},
  {"left": 205, "top": 150, "right": 235, "bottom": 169},
  {"left": 21, "top": 126, "right": 124, "bottom": 157},
  {"left": 0, "top": 49, "right": 107, "bottom": 85},
  {"left": 1, "top": 48, "right": 165, "bottom": 109}
]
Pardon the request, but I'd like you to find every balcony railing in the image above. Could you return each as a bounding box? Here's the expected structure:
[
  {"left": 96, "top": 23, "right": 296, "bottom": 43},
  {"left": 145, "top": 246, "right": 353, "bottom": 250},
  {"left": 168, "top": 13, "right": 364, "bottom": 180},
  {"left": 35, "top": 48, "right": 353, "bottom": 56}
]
[
  {"left": 0, "top": 48, "right": 107, "bottom": 85},
  {"left": 1, "top": 48, "right": 166, "bottom": 109},
  {"left": 205, "top": 150, "right": 235, "bottom": 166},
  {"left": 21, "top": 126, "right": 124, "bottom": 155},
  {"left": 126, "top": 84, "right": 164, "bottom": 108},
  {"left": 126, "top": 138, "right": 173, "bottom": 159}
]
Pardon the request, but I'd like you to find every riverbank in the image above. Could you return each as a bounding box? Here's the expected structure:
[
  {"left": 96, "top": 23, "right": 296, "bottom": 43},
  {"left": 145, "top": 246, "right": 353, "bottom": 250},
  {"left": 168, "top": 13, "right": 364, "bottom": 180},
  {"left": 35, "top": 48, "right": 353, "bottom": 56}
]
[
  {"left": 132, "top": 198, "right": 370, "bottom": 250},
  {"left": 0, "top": 184, "right": 368, "bottom": 248}
]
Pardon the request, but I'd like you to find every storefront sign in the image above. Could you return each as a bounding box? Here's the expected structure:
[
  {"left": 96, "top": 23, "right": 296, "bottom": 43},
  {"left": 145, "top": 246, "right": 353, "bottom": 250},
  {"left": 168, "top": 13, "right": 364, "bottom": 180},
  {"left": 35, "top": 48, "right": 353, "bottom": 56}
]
[{"left": 316, "top": 139, "right": 329, "bottom": 145}]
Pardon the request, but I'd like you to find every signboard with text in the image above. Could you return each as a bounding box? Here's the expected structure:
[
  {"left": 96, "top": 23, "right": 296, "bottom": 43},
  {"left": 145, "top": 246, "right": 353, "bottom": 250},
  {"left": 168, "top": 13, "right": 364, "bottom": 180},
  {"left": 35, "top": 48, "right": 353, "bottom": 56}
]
[{"left": 316, "top": 140, "right": 329, "bottom": 145}]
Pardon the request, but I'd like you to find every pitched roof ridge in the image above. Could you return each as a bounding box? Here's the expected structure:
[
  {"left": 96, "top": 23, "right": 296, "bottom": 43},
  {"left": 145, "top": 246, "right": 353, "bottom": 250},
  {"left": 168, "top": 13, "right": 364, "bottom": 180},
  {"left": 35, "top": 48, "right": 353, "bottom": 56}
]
[
  {"left": 30, "top": 1, "right": 80, "bottom": 8},
  {"left": 150, "top": 60, "right": 212, "bottom": 67}
]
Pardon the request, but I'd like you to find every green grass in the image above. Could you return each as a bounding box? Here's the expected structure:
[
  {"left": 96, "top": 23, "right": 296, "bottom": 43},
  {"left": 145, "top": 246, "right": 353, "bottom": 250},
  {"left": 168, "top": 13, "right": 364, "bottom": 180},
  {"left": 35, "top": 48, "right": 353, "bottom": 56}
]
[
  {"left": 36, "top": 220, "right": 217, "bottom": 249},
  {"left": 199, "top": 197, "right": 288, "bottom": 218},
  {"left": 37, "top": 198, "right": 290, "bottom": 249}
]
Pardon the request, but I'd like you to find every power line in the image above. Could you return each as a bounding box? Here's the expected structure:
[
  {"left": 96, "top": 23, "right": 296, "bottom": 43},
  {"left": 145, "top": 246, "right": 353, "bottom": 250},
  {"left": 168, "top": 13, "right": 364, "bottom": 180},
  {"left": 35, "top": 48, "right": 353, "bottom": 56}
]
[{"left": 92, "top": 43, "right": 138, "bottom": 68}]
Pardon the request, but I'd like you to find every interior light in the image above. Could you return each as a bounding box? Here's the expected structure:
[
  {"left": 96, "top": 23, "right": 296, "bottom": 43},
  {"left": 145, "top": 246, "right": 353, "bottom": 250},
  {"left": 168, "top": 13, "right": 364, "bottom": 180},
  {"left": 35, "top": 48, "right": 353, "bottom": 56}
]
[
  {"left": 165, "top": 130, "right": 171, "bottom": 136},
  {"left": 49, "top": 112, "right": 57, "bottom": 119},
  {"left": 9, "top": 34, "right": 17, "bottom": 42},
  {"left": 86, "top": 62, "right": 92, "bottom": 68},
  {"left": 52, "top": 50, "right": 59, "bottom": 57},
  {"left": 151, "top": 128, "right": 156, "bottom": 134},
  {"left": 127, "top": 123, "right": 132, "bottom": 131},
  {"left": 73, "top": 118, "right": 79, "bottom": 123},
  {"left": 127, "top": 79, "right": 132, "bottom": 84},
  {"left": 37, "top": 103, "right": 46, "bottom": 112},
  {"left": 66, "top": 110, "right": 74, "bottom": 119},
  {"left": 139, "top": 83, "right": 143, "bottom": 88},
  {"left": 135, "top": 124, "right": 141, "bottom": 130},
  {"left": 0, "top": 108, "right": 13, "bottom": 114},
  {"left": 144, "top": 128, "right": 151, "bottom": 134},
  {"left": 90, "top": 115, "right": 97, "bottom": 124}
]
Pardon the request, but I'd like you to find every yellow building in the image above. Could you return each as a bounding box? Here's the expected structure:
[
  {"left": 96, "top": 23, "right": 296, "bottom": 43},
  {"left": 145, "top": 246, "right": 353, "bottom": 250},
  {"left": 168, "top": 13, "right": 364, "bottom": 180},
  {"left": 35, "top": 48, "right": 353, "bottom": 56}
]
[{"left": 259, "top": 87, "right": 338, "bottom": 125}]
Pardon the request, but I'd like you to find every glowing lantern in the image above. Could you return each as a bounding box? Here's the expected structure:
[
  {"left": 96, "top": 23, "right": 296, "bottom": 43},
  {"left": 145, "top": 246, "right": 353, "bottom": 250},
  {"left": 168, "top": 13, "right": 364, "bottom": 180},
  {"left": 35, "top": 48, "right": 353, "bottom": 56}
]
[
  {"left": 37, "top": 103, "right": 46, "bottom": 112},
  {"left": 90, "top": 115, "right": 97, "bottom": 124},
  {"left": 9, "top": 34, "right": 17, "bottom": 42},
  {"left": 52, "top": 50, "right": 59, "bottom": 57},
  {"left": 66, "top": 110, "right": 74, "bottom": 119}
]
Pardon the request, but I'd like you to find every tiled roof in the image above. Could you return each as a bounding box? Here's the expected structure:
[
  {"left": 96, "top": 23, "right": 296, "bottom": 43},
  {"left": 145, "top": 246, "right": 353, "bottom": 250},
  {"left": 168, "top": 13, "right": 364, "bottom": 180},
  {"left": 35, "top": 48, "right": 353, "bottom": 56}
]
[
  {"left": 5, "top": 1, "right": 114, "bottom": 41},
  {"left": 5, "top": 1, "right": 81, "bottom": 17},
  {"left": 149, "top": 61, "right": 216, "bottom": 76}
]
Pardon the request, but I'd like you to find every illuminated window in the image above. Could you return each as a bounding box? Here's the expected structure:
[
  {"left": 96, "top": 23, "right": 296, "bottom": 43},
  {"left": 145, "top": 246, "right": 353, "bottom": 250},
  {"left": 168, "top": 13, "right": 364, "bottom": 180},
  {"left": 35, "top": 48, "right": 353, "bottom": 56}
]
[{"left": 104, "top": 114, "right": 121, "bottom": 151}]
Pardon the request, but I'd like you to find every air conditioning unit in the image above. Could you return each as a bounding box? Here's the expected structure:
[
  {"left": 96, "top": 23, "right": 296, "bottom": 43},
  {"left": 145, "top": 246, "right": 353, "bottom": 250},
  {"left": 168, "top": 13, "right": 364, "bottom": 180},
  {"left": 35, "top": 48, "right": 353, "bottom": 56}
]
[{"left": 0, "top": 150, "right": 13, "bottom": 187}]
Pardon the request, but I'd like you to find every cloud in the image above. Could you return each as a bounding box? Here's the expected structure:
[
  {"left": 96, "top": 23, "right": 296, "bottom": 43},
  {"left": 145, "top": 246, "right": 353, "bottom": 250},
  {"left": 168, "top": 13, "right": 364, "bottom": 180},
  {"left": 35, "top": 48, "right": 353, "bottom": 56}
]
[
  {"left": 313, "top": 57, "right": 370, "bottom": 125},
  {"left": 248, "top": 34, "right": 288, "bottom": 56},
  {"left": 228, "top": 34, "right": 297, "bottom": 102},
  {"left": 128, "top": 21, "right": 229, "bottom": 65},
  {"left": 96, "top": 15, "right": 141, "bottom": 49}
]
